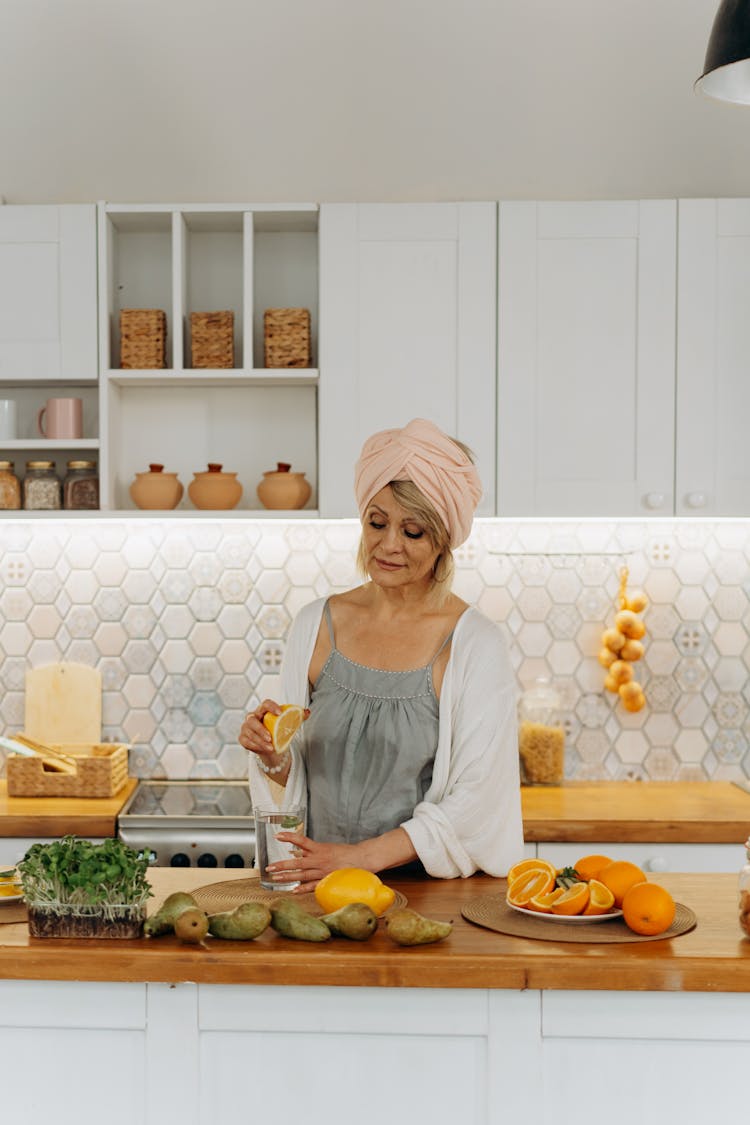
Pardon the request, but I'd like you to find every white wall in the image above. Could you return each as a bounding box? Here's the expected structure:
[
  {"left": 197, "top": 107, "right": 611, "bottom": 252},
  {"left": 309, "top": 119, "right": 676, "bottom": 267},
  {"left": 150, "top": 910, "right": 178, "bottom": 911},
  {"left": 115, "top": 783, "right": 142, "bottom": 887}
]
[{"left": 0, "top": 0, "right": 746, "bottom": 205}]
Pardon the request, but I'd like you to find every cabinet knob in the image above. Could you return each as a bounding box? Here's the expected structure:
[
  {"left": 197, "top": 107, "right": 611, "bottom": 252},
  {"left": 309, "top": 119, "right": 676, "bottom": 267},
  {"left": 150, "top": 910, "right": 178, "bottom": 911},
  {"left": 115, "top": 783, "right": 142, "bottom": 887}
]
[
  {"left": 646, "top": 856, "right": 669, "bottom": 873},
  {"left": 685, "top": 492, "right": 707, "bottom": 509},
  {"left": 643, "top": 492, "right": 665, "bottom": 510}
]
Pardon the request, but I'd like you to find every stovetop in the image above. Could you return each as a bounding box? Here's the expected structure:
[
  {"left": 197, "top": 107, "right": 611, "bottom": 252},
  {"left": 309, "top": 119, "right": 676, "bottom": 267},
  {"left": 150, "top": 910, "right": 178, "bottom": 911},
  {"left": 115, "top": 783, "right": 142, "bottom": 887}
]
[
  {"left": 119, "top": 780, "right": 253, "bottom": 827},
  {"left": 118, "top": 780, "right": 256, "bottom": 868}
]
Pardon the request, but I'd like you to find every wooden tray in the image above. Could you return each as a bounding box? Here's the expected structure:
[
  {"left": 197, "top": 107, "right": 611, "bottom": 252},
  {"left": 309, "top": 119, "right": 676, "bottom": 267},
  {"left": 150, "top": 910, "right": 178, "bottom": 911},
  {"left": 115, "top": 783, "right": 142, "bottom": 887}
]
[{"left": 6, "top": 744, "right": 129, "bottom": 798}]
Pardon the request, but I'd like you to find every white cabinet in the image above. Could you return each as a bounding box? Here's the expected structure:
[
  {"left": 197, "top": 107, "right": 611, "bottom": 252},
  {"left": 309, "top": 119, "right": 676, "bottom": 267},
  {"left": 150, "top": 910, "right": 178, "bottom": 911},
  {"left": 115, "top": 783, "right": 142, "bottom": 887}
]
[
  {"left": 0, "top": 205, "right": 98, "bottom": 473},
  {"left": 97, "top": 203, "right": 319, "bottom": 512},
  {"left": 318, "top": 203, "right": 497, "bottom": 518},
  {"left": 535, "top": 841, "right": 743, "bottom": 873},
  {"left": 0, "top": 204, "right": 97, "bottom": 383},
  {"left": 676, "top": 198, "right": 750, "bottom": 516},
  {"left": 497, "top": 200, "right": 677, "bottom": 517}
]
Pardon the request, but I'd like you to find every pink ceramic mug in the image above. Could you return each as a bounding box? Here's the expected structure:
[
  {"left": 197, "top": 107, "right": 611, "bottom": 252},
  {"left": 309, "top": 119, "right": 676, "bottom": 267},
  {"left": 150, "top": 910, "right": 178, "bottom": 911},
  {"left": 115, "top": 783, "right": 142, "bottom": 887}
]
[{"left": 37, "top": 397, "right": 83, "bottom": 440}]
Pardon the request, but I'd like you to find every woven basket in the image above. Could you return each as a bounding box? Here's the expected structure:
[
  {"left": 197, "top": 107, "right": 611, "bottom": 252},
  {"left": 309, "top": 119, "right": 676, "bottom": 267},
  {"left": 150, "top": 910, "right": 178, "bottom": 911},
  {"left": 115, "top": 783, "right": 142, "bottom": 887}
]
[
  {"left": 6, "top": 743, "right": 129, "bottom": 798},
  {"left": 120, "top": 308, "right": 167, "bottom": 369},
  {"left": 190, "top": 310, "right": 234, "bottom": 368},
  {"left": 264, "top": 308, "right": 311, "bottom": 368}
]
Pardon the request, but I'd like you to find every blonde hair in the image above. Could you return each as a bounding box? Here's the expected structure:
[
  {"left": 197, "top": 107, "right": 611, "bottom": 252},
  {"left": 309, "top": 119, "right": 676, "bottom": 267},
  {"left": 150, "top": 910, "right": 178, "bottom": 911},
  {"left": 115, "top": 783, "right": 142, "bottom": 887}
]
[{"left": 355, "top": 437, "right": 475, "bottom": 598}]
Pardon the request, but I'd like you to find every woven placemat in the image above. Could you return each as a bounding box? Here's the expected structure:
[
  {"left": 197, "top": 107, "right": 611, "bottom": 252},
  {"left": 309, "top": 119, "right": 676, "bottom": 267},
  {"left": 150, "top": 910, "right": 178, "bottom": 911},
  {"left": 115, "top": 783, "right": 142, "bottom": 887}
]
[
  {"left": 192, "top": 877, "right": 407, "bottom": 916},
  {"left": 462, "top": 894, "right": 697, "bottom": 943}
]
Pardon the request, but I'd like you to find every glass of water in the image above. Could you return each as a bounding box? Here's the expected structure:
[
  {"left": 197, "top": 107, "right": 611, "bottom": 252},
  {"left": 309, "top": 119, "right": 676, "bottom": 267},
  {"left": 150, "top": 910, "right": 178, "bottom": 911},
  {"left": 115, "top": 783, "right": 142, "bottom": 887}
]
[{"left": 254, "top": 806, "right": 305, "bottom": 891}]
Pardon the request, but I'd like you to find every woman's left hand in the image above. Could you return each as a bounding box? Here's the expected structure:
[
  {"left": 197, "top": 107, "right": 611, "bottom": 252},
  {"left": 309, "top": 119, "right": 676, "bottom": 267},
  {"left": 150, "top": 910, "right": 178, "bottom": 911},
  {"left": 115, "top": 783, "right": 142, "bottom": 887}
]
[{"left": 264, "top": 832, "right": 367, "bottom": 893}]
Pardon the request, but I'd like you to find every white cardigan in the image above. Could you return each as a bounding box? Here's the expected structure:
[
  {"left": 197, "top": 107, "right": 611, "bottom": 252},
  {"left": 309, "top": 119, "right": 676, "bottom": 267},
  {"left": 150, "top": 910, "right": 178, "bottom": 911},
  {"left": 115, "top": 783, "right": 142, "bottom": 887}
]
[{"left": 248, "top": 597, "right": 523, "bottom": 878}]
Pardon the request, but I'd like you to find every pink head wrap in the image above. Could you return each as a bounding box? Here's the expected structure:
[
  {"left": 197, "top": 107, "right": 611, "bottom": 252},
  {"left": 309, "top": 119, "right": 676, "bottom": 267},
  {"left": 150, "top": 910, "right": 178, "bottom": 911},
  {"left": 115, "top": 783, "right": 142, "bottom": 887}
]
[{"left": 353, "top": 418, "right": 482, "bottom": 548}]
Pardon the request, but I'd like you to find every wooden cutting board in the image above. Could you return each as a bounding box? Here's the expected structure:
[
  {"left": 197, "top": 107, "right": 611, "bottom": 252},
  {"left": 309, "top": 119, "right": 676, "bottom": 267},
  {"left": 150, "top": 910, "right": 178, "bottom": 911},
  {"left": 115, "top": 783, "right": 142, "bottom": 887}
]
[{"left": 24, "top": 663, "right": 102, "bottom": 745}]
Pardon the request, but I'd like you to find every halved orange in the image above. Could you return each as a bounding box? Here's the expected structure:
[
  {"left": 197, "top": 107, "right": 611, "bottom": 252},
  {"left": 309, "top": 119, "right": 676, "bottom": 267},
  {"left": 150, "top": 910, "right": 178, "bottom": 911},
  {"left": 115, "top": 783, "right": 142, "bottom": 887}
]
[
  {"left": 550, "top": 882, "right": 590, "bottom": 916},
  {"left": 506, "top": 867, "right": 556, "bottom": 907},
  {"left": 507, "top": 857, "right": 557, "bottom": 887},
  {"left": 262, "top": 704, "right": 305, "bottom": 753},
  {"left": 526, "top": 887, "right": 565, "bottom": 914},
  {"left": 582, "top": 879, "right": 616, "bottom": 915}
]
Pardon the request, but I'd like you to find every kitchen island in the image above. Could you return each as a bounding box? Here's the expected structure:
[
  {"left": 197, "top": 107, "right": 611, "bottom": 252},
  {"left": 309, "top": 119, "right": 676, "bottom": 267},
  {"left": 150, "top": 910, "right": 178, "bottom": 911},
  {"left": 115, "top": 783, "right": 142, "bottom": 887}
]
[{"left": 1, "top": 868, "right": 749, "bottom": 1125}]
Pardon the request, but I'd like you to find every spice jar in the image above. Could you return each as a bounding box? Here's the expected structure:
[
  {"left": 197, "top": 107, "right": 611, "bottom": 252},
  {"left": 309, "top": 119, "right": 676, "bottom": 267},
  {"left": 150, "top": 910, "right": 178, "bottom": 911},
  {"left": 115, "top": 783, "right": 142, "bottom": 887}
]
[
  {"left": 739, "top": 838, "right": 750, "bottom": 938},
  {"left": 518, "top": 677, "right": 566, "bottom": 785},
  {"left": 63, "top": 460, "right": 99, "bottom": 510},
  {"left": 0, "top": 460, "right": 21, "bottom": 510},
  {"left": 23, "top": 460, "right": 62, "bottom": 510}
]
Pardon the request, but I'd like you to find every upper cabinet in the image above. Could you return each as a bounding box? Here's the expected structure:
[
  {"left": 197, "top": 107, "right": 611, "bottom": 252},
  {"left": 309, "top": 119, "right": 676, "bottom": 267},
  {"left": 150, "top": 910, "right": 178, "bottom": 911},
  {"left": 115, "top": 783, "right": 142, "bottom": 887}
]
[
  {"left": 676, "top": 199, "right": 750, "bottom": 517},
  {"left": 497, "top": 201, "right": 677, "bottom": 517},
  {"left": 318, "top": 203, "right": 497, "bottom": 518},
  {"left": 97, "top": 203, "right": 319, "bottom": 512},
  {"left": 0, "top": 204, "right": 97, "bottom": 383}
]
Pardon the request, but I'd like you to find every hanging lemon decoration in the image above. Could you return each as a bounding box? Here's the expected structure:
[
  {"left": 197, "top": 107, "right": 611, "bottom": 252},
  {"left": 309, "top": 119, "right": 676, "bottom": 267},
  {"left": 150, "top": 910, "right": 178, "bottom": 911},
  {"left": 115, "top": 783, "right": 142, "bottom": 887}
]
[{"left": 598, "top": 567, "right": 648, "bottom": 712}]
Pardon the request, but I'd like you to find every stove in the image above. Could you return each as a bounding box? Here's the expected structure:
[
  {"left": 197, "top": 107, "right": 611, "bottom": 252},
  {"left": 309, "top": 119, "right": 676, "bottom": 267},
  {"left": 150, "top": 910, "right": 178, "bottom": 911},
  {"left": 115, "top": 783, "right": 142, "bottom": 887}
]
[{"left": 118, "top": 780, "right": 255, "bottom": 869}]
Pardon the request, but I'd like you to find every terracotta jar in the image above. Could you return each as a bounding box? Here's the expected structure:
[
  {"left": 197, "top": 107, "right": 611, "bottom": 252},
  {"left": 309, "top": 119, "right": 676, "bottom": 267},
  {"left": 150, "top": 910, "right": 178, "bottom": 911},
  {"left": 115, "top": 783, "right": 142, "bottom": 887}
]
[
  {"left": 129, "top": 464, "right": 184, "bottom": 510},
  {"left": 257, "top": 462, "right": 312, "bottom": 510},
  {"left": 188, "top": 463, "right": 243, "bottom": 510}
]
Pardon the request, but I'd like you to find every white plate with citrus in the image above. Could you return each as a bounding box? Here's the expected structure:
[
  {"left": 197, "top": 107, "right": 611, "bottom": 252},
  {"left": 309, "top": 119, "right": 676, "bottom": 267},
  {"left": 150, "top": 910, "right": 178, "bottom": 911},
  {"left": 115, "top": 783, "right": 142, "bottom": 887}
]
[
  {"left": 0, "top": 867, "right": 23, "bottom": 905},
  {"left": 505, "top": 855, "right": 645, "bottom": 926},
  {"left": 507, "top": 901, "right": 623, "bottom": 924}
]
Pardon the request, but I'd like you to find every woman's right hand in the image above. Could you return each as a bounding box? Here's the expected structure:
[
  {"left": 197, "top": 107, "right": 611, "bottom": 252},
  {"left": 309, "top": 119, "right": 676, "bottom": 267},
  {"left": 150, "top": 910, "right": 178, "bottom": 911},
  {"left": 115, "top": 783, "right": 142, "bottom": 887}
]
[{"left": 238, "top": 699, "right": 283, "bottom": 767}]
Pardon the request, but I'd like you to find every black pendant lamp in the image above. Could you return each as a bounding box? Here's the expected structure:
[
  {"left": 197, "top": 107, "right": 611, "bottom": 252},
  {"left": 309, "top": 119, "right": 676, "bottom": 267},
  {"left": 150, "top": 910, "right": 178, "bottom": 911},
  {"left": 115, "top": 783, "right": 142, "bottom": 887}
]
[{"left": 696, "top": 0, "right": 750, "bottom": 103}]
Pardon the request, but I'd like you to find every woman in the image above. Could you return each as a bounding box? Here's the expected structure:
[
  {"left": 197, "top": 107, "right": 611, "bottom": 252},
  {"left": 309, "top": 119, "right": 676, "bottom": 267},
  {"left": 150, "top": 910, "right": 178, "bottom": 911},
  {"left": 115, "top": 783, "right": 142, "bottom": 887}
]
[{"left": 239, "top": 418, "right": 522, "bottom": 889}]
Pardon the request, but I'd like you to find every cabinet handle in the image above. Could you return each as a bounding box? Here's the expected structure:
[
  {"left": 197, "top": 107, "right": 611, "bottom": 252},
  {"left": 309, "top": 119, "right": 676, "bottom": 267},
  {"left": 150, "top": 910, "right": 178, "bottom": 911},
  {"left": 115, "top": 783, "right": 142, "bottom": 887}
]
[
  {"left": 646, "top": 856, "right": 669, "bottom": 873},
  {"left": 643, "top": 492, "right": 665, "bottom": 510},
  {"left": 685, "top": 492, "right": 707, "bottom": 509}
]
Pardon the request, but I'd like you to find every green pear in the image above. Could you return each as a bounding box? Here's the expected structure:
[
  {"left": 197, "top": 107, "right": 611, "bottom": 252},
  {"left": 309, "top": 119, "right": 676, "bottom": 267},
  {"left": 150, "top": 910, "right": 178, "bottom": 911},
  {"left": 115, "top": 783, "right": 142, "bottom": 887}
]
[
  {"left": 385, "top": 908, "right": 453, "bottom": 946},
  {"left": 270, "top": 899, "right": 331, "bottom": 942},
  {"left": 144, "top": 892, "right": 200, "bottom": 937},
  {"left": 209, "top": 902, "right": 271, "bottom": 941},
  {"left": 173, "top": 908, "right": 209, "bottom": 944},
  {"left": 319, "top": 901, "right": 378, "bottom": 941}
]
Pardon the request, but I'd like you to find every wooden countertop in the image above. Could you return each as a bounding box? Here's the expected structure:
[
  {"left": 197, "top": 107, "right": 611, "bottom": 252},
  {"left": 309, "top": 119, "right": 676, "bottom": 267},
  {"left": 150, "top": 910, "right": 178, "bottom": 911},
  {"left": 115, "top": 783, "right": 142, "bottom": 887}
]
[
  {"left": 2, "top": 779, "right": 748, "bottom": 844},
  {"left": 522, "top": 781, "right": 750, "bottom": 843},
  {"left": 0, "top": 778, "right": 138, "bottom": 838},
  {"left": 1, "top": 867, "right": 748, "bottom": 992}
]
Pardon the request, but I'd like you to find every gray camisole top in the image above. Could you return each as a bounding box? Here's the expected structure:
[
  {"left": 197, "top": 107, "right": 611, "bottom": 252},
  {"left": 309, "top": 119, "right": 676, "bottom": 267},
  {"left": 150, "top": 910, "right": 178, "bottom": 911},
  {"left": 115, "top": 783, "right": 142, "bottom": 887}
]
[{"left": 302, "top": 600, "right": 454, "bottom": 844}]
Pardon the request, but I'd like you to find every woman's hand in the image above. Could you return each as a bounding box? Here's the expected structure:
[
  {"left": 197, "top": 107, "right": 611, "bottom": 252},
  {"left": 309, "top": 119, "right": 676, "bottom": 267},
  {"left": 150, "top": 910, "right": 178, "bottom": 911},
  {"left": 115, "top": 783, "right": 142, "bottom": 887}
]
[
  {"left": 263, "top": 834, "right": 368, "bottom": 893},
  {"left": 238, "top": 699, "right": 286, "bottom": 771}
]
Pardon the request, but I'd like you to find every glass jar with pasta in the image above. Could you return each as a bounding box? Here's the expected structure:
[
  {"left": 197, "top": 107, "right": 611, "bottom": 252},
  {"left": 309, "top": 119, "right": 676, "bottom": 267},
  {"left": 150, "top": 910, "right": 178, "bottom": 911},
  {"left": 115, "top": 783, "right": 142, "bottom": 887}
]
[{"left": 518, "top": 677, "right": 565, "bottom": 785}]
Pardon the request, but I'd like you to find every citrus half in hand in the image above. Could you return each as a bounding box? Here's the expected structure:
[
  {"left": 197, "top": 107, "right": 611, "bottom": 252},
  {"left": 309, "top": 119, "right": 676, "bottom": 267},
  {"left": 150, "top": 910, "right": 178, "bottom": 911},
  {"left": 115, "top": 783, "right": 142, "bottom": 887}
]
[{"left": 263, "top": 704, "right": 305, "bottom": 753}]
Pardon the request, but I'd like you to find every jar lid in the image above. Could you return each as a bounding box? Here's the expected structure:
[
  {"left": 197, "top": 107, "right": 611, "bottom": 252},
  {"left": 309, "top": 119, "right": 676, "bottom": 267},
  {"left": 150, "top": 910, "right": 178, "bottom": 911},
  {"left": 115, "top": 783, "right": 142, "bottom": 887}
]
[
  {"left": 66, "top": 460, "right": 97, "bottom": 470},
  {"left": 0, "top": 460, "right": 14, "bottom": 470},
  {"left": 25, "top": 460, "right": 55, "bottom": 470}
]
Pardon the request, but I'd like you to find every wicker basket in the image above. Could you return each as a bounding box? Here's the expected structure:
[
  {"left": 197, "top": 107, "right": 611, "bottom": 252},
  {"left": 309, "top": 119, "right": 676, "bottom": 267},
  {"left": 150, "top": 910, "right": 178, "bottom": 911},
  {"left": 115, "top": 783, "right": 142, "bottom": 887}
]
[
  {"left": 190, "top": 310, "right": 234, "bottom": 368},
  {"left": 119, "top": 309, "right": 167, "bottom": 369},
  {"left": 264, "top": 308, "right": 311, "bottom": 368},
  {"left": 6, "top": 743, "right": 129, "bottom": 798}
]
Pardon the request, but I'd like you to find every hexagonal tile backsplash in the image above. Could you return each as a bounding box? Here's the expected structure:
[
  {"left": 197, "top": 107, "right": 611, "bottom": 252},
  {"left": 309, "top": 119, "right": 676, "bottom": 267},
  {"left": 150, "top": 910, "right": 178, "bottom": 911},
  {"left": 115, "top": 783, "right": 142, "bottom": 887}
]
[{"left": 1, "top": 517, "right": 749, "bottom": 783}]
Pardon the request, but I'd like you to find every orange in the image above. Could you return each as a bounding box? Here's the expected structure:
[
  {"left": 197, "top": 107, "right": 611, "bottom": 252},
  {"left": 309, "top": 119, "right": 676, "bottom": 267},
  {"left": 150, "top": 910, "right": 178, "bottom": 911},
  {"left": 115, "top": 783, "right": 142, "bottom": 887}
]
[
  {"left": 506, "top": 868, "right": 556, "bottom": 907},
  {"left": 622, "top": 882, "right": 675, "bottom": 935},
  {"left": 507, "top": 857, "right": 557, "bottom": 886},
  {"left": 263, "top": 704, "right": 305, "bottom": 753},
  {"left": 582, "top": 879, "right": 616, "bottom": 915},
  {"left": 526, "top": 887, "right": 565, "bottom": 914},
  {"left": 598, "top": 860, "right": 647, "bottom": 907},
  {"left": 550, "top": 882, "right": 590, "bottom": 915},
  {"left": 314, "top": 867, "right": 396, "bottom": 916},
  {"left": 573, "top": 854, "right": 613, "bottom": 883}
]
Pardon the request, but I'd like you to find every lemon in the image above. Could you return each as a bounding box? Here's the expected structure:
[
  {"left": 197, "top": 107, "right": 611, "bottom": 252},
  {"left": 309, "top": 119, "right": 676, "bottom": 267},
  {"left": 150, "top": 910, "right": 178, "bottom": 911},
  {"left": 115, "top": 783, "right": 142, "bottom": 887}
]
[
  {"left": 262, "top": 704, "right": 305, "bottom": 753},
  {"left": 314, "top": 868, "right": 396, "bottom": 916}
]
